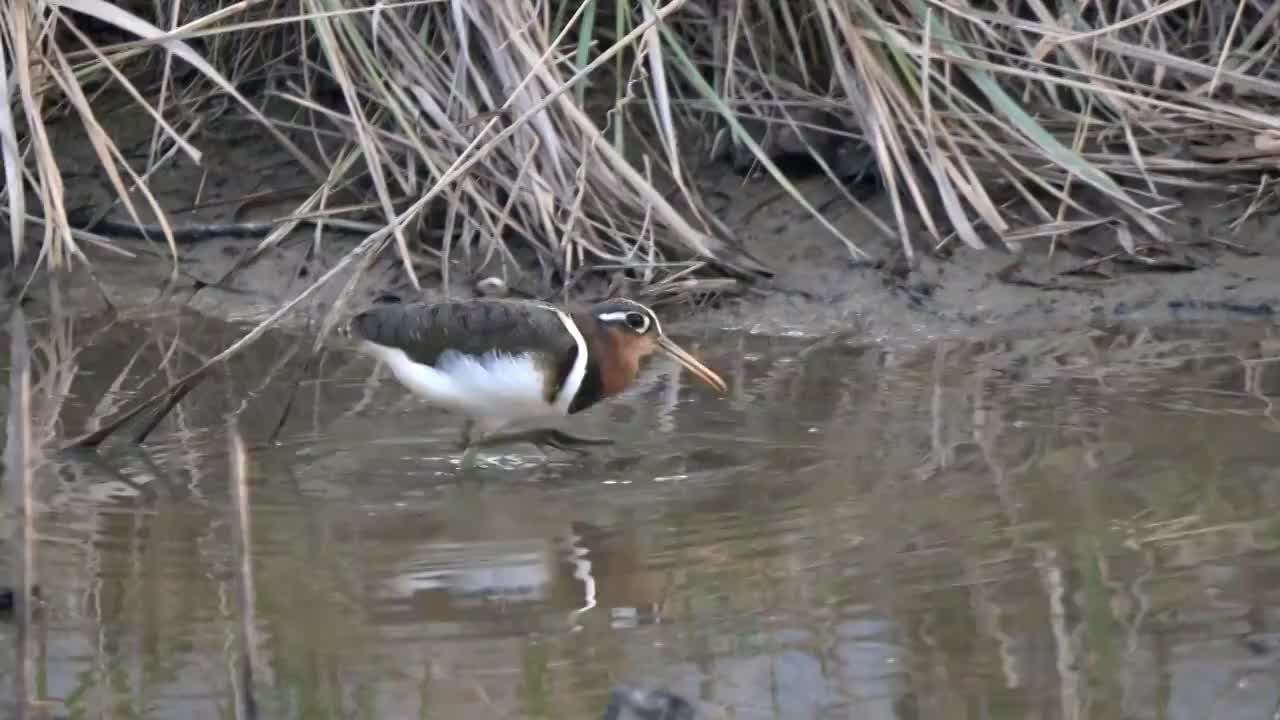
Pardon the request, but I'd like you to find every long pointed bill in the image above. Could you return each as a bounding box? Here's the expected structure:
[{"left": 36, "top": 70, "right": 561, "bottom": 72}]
[{"left": 657, "top": 335, "right": 729, "bottom": 395}]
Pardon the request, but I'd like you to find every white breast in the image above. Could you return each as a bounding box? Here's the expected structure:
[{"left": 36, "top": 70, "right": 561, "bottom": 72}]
[{"left": 360, "top": 341, "right": 562, "bottom": 432}]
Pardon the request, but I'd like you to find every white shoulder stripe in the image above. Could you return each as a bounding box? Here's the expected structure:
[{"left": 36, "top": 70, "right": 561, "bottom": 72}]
[{"left": 550, "top": 308, "right": 588, "bottom": 414}]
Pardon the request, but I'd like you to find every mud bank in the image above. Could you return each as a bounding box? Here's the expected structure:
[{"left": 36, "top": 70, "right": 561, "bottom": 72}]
[
  {"left": 22, "top": 199, "right": 1279, "bottom": 348},
  {"left": 9, "top": 123, "right": 1280, "bottom": 344},
  {"left": 702, "top": 167, "right": 1280, "bottom": 341}
]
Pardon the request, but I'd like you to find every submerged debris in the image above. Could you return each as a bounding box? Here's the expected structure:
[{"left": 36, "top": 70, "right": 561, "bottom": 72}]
[{"left": 601, "top": 685, "right": 697, "bottom": 720}]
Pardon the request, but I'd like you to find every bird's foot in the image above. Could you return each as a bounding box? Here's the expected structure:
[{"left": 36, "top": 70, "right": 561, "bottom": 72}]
[
  {"left": 455, "top": 426, "right": 612, "bottom": 474},
  {"left": 525, "top": 428, "right": 615, "bottom": 455},
  {"left": 471, "top": 428, "right": 613, "bottom": 457}
]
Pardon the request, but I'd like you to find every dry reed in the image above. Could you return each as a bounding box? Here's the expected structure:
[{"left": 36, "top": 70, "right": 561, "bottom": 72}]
[{"left": 5, "top": 2, "right": 1275, "bottom": 287}]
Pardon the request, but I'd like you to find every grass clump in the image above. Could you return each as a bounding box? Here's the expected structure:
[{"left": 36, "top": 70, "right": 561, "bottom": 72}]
[{"left": 2, "top": 0, "right": 1279, "bottom": 306}]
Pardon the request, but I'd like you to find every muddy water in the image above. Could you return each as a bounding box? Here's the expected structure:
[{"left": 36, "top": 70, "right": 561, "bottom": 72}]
[{"left": 4, "top": 309, "right": 1280, "bottom": 719}]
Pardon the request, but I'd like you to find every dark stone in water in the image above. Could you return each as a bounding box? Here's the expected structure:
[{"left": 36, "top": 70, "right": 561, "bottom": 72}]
[
  {"left": 0, "top": 584, "right": 42, "bottom": 616},
  {"left": 601, "top": 686, "right": 696, "bottom": 720}
]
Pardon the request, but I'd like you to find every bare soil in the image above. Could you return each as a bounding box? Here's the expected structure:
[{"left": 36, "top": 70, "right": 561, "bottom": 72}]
[
  {"left": 14, "top": 114, "right": 1280, "bottom": 344},
  {"left": 700, "top": 164, "right": 1280, "bottom": 341}
]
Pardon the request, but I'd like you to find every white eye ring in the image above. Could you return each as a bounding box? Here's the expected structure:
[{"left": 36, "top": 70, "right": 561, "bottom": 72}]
[
  {"left": 624, "top": 312, "right": 649, "bottom": 332},
  {"left": 597, "top": 310, "right": 651, "bottom": 333}
]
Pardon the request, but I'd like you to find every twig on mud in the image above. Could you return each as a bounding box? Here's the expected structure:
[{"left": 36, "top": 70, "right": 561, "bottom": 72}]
[
  {"left": 1206, "top": 235, "right": 1262, "bottom": 257},
  {"left": 996, "top": 258, "right": 1101, "bottom": 294},
  {"left": 70, "top": 213, "right": 380, "bottom": 243},
  {"left": 1057, "top": 251, "right": 1124, "bottom": 278}
]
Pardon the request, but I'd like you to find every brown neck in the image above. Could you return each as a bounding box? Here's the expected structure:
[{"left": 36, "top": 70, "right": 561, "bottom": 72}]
[
  {"left": 566, "top": 313, "right": 645, "bottom": 413},
  {"left": 595, "top": 327, "right": 642, "bottom": 399}
]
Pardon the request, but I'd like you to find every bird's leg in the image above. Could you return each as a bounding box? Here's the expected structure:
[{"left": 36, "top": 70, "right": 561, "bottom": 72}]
[
  {"left": 457, "top": 419, "right": 477, "bottom": 450},
  {"left": 457, "top": 420, "right": 484, "bottom": 474}
]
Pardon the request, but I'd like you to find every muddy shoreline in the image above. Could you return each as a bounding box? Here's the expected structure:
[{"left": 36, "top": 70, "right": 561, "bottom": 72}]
[
  {"left": 8, "top": 121, "right": 1280, "bottom": 343},
  {"left": 15, "top": 200, "right": 1280, "bottom": 349}
]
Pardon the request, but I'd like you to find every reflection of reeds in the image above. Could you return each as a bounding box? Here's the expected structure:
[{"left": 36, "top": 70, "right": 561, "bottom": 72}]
[
  {"left": 63, "top": 222, "right": 394, "bottom": 451},
  {"left": 21, "top": 308, "right": 1280, "bottom": 717},
  {"left": 6, "top": 308, "right": 36, "bottom": 719},
  {"left": 228, "top": 423, "right": 261, "bottom": 720}
]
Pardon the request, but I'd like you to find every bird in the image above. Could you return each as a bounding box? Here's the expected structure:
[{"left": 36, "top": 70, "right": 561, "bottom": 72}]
[{"left": 347, "top": 296, "right": 728, "bottom": 468}]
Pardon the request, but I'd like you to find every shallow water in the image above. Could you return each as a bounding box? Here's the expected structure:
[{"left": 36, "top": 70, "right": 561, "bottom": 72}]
[{"left": 4, "top": 309, "right": 1280, "bottom": 719}]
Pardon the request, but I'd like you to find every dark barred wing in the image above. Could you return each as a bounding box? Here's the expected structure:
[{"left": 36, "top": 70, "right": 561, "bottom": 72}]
[{"left": 349, "top": 299, "right": 579, "bottom": 368}]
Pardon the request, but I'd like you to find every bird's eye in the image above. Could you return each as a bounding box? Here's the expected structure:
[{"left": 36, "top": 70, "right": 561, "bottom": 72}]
[{"left": 625, "top": 312, "right": 649, "bottom": 332}]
